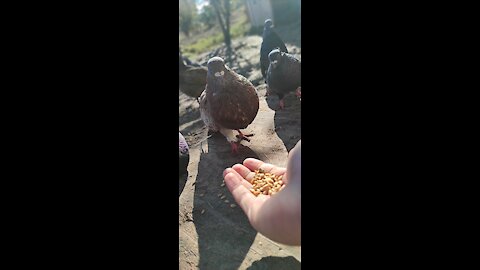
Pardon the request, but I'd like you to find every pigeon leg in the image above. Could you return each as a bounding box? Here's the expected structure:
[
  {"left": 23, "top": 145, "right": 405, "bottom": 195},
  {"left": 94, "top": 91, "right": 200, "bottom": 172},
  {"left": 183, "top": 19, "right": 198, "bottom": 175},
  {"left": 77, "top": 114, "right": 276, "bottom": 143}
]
[
  {"left": 295, "top": 87, "right": 301, "bottom": 99},
  {"left": 236, "top": 130, "right": 254, "bottom": 142},
  {"left": 278, "top": 99, "right": 285, "bottom": 110},
  {"left": 230, "top": 141, "right": 239, "bottom": 154}
]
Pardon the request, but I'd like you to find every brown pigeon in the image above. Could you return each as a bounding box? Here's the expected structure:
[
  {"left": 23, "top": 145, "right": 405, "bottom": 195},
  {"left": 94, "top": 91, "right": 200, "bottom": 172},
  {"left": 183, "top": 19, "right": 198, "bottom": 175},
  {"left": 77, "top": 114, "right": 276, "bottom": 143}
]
[
  {"left": 179, "top": 53, "right": 208, "bottom": 101},
  {"left": 199, "top": 56, "right": 259, "bottom": 154},
  {"left": 266, "top": 48, "right": 301, "bottom": 110}
]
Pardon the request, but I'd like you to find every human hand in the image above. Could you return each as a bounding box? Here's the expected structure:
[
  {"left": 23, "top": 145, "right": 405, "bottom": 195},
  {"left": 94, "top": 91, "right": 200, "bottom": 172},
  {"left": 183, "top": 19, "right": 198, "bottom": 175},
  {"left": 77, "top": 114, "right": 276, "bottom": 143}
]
[{"left": 223, "top": 141, "right": 301, "bottom": 245}]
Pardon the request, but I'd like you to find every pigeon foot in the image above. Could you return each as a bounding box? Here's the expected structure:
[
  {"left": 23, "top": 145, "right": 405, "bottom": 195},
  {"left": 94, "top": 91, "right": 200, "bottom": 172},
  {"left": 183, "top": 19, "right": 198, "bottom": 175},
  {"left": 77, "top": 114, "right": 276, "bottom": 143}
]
[
  {"left": 236, "top": 130, "right": 254, "bottom": 142},
  {"left": 295, "top": 87, "right": 301, "bottom": 99}
]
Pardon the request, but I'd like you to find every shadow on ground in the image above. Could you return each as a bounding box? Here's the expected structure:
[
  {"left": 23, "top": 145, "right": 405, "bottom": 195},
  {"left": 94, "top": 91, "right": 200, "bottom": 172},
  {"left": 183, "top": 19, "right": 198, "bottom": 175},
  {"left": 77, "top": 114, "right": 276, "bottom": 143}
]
[
  {"left": 265, "top": 93, "right": 301, "bottom": 152},
  {"left": 192, "top": 133, "right": 260, "bottom": 269},
  {"left": 247, "top": 256, "right": 301, "bottom": 270}
]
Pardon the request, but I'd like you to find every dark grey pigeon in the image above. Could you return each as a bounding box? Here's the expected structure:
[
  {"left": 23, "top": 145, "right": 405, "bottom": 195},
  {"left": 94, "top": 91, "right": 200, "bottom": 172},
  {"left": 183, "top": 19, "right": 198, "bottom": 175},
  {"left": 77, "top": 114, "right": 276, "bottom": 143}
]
[
  {"left": 199, "top": 56, "right": 259, "bottom": 154},
  {"left": 266, "top": 48, "right": 301, "bottom": 110},
  {"left": 260, "top": 19, "right": 288, "bottom": 81}
]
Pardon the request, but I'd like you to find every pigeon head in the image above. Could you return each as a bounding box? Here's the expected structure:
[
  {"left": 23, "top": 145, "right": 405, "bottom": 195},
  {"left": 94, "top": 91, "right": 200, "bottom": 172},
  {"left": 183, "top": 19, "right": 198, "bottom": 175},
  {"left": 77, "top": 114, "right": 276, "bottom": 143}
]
[
  {"left": 268, "top": 48, "right": 283, "bottom": 69},
  {"left": 207, "top": 56, "right": 226, "bottom": 78},
  {"left": 263, "top": 19, "right": 273, "bottom": 36},
  {"left": 264, "top": 19, "right": 273, "bottom": 29}
]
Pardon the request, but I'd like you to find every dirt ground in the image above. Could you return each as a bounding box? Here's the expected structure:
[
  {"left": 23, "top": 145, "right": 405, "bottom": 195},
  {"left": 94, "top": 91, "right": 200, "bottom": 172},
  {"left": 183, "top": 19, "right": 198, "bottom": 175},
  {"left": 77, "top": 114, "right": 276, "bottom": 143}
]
[{"left": 179, "top": 30, "right": 301, "bottom": 270}]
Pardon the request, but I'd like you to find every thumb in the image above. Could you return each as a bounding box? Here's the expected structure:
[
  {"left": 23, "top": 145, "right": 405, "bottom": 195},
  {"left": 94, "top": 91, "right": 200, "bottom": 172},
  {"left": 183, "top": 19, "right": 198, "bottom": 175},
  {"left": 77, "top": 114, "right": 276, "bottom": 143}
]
[{"left": 286, "top": 140, "right": 301, "bottom": 184}]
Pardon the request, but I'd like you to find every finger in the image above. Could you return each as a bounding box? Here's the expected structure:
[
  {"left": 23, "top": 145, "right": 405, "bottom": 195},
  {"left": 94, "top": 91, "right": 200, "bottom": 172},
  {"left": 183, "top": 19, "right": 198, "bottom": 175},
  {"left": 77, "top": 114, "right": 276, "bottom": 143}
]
[
  {"left": 222, "top": 166, "right": 236, "bottom": 178},
  {"left": 243, "top": 158, "right": 279, "bottom": 173},
  {"left": 243, "top": 158, "right": 266, "bottom": 171},
  {"left": 223, "top": 168, "right": 253, "bottom": 189},
  {"left": 224, "top": 172, "right": 257, "bottom": 216},
  {"left": 232, "top": 164, "right": 256, "bottom": 182}
]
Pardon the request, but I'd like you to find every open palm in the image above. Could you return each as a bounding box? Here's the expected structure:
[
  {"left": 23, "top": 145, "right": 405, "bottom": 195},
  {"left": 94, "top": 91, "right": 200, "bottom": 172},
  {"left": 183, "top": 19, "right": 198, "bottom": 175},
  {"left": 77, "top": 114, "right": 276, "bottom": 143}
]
[{"left": 223, "top": 141, "right": 301, "bottom": 245}]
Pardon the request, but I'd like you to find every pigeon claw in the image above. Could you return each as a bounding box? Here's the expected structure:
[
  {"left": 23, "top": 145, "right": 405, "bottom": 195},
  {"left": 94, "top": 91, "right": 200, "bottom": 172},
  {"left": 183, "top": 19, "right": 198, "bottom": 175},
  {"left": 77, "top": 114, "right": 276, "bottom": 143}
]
[
  {"left": 236, "top": 130, "right": 254, "bottom": 142},
  {"left": 236, "top": 134, "right": 250, "bottom": 142}
]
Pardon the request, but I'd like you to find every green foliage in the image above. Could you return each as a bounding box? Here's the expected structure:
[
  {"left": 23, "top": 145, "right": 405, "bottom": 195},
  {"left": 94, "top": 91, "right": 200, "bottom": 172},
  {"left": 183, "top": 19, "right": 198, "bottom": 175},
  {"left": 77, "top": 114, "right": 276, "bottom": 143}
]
[
  {"left": 183, "top": 18, "right": 249, "bottom": 56},
  {"left": 179, "top": 0, "right": 196, "bottom": 37},
  {"left": 180, "top": 0, "right": 251, "bottom": 57},
  {"left": 179, "top": 15, "right": 192, "bottom": 37},
  {"left": 231, "top": 0, "right": 243, "bottom": 9},
  {"left": 230, "top": 19, "right": 249, "bottom": 37},
  {"left": 199, "top": 4, "right": 216, "bottom": 29}
]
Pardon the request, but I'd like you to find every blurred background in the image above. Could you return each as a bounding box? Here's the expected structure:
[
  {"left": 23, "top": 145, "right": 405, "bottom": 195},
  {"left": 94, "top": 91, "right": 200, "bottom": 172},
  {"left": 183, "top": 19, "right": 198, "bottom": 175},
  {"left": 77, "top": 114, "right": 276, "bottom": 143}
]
[
  {"left": 179, "top": 0, "right": 301, "bottom": 73},
  {"left": 179, "top": 1, "right": 302, "bottom": 269}
]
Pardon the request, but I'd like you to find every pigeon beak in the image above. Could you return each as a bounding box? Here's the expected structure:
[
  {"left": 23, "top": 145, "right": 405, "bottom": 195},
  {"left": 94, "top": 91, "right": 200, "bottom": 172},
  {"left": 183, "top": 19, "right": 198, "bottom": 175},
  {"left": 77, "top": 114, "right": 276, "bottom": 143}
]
[{"left": 214, "top": 71, "right": 225, "bottom": 77}]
